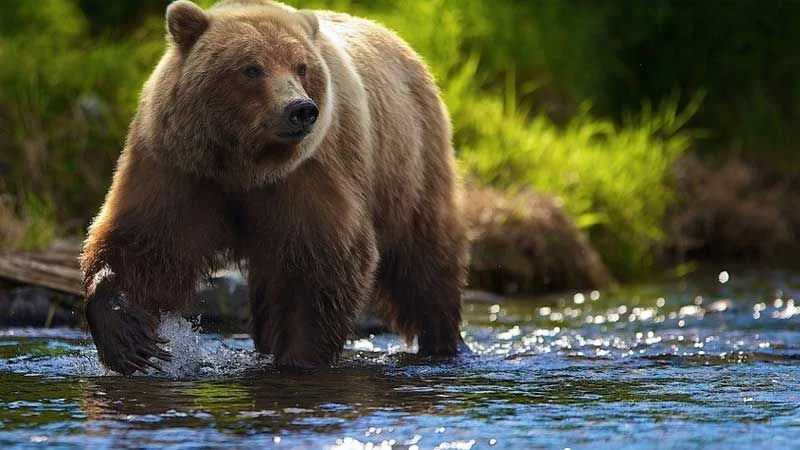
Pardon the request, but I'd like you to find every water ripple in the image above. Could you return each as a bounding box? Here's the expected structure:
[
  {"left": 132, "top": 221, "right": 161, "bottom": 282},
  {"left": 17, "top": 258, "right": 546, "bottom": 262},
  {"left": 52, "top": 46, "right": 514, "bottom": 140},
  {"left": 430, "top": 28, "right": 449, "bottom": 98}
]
[{"left": 3, "top": 269, "right": 800, "bottom": 449}]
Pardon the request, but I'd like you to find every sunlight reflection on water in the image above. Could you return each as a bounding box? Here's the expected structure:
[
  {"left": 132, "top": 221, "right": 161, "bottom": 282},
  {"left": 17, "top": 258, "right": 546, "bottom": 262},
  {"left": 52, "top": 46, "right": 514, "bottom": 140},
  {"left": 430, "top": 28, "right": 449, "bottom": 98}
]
[{"left": 3, "top": 269, "right": 800, "bottom": 449}]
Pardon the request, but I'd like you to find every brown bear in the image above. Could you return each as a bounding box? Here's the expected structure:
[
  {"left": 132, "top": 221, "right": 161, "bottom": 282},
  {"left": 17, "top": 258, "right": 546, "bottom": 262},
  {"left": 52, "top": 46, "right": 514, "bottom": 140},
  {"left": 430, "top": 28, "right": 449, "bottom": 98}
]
[{"left": 80, "top": 0, "right": 468, "bottom": 375}]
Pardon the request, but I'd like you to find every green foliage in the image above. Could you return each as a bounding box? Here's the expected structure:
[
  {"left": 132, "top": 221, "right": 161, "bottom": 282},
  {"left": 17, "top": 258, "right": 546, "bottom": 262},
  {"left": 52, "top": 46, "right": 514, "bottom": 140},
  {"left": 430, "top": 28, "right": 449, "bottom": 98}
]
[
  {"left": 0, "top": 192, "right": 56, "bottom": 250},
  {"left": 0, "top": 0, "right": 707, "bottom": 278},
  {"left": 596, "top": 0, "right": 800, "bottom": 154},
  {"left": 455, "top": 76, "right": 702, "bottom": 276},
  {"left": 0, "top": 0, "right": 165, "bottom": 242},
  {"left": 18, "top": 193, "right": 57, "bottom": 251},
  {"left": 443, "top": 0, "right": 800, "bottom": 155}
]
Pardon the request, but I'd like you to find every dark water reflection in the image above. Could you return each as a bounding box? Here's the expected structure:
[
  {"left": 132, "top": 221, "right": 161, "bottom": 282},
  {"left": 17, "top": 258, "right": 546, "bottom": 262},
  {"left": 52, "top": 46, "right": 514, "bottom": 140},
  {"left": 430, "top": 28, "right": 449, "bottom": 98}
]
[{"left": 3, "top": 269, "right": 800, "bottom": 449}]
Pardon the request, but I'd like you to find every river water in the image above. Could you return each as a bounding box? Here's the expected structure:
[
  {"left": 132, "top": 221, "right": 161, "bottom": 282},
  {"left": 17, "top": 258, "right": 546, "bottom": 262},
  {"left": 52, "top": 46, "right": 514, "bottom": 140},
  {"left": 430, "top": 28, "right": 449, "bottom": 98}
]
[{"left": 2, "top": 269, "right": 800, "bottom": 449}]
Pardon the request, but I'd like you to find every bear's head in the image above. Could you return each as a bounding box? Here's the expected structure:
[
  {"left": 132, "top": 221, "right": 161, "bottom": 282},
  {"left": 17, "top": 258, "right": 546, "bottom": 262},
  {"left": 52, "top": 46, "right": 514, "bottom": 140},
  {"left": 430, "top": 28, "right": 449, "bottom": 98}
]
[{"left": 139, "top": 0, "right": 332, "bottom": 188}]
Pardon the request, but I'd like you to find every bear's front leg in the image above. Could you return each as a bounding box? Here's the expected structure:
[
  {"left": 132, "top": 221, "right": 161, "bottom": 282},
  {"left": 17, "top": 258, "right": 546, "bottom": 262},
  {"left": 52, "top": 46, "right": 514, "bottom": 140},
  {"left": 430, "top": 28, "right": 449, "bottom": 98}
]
[
  {"left": 81, "top": 151, "right": 230, "bottom": 375},
  {"left": 248, "top": 225, "right": 378, "bottom": 368}
]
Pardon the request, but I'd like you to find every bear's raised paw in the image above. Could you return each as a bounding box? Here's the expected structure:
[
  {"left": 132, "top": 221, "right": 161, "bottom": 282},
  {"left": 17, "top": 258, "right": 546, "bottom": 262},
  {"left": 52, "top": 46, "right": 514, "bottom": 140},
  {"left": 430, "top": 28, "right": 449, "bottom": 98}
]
[{"left": 86, "top": 281, "right": 172, "bottom": 376}]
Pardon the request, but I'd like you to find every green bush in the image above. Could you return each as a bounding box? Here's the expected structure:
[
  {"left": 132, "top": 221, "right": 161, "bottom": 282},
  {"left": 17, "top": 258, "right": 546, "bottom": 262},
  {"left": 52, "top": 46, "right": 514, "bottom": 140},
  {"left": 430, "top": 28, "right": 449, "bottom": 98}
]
[
  {"left": 0, "top": 0, "right": 164, "bottom": 236},
  {"left": 455, "top": 85, "right": 702, "bottom": 277},
  {"left": 430, "top": 0, "right": 800, "bottom": 156}
]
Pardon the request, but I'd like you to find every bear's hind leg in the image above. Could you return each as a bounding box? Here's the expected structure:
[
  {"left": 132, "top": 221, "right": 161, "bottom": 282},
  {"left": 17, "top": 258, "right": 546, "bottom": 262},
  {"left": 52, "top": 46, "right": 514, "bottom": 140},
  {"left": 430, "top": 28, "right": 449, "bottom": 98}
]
[{"left": 376, "top": 212, "right": 469, "bottom": 356}]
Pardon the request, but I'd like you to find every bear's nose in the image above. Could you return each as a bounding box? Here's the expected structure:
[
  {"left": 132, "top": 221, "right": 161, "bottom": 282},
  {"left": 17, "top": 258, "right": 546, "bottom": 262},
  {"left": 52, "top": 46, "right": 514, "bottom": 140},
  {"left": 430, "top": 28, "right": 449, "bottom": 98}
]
[{"left": 286, "top": 99, "right": 319, "bottom": 129}]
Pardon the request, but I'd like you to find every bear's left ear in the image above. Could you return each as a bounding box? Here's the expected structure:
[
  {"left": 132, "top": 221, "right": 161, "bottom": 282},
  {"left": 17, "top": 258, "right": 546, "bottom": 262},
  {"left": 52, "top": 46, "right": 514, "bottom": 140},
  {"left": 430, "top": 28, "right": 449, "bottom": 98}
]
[
  {"left": 296, "top": 10, "right": 319, "bottom": 40},
  {"left": 167, "top": 0, "right": 209, "bottom": 52}
]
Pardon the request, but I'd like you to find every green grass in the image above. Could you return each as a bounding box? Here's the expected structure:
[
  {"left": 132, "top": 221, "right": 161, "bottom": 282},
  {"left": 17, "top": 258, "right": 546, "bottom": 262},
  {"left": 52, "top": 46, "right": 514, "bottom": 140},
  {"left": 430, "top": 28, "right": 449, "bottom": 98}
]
[
  {"left": 0, "top": 0, "right": 164, "bottom": 239},
  {"left": 449, "top": 63, "right": 703, "bottom": 276},
  {"left": 0, "top": 193, "right": 56, "bottom": 250}
]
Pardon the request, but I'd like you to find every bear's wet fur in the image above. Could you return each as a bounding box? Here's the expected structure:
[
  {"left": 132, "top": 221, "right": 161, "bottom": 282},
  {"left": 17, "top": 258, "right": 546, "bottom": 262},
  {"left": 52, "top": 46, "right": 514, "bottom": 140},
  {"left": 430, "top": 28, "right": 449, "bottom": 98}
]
[{"left": 81, "top": 0, "right": 468, "bottom": 375}]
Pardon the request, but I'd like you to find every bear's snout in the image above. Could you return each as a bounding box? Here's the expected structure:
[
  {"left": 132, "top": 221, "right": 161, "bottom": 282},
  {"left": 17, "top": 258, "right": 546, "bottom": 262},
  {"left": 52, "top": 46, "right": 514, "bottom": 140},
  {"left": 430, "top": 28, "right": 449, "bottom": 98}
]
[{"left": 278, "top": 99, "right": 318, "bottom": 140}]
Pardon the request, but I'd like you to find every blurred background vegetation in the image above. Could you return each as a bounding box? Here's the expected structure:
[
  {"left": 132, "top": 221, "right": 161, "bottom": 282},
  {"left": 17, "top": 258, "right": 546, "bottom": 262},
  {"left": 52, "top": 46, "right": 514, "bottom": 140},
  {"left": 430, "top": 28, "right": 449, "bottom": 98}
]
[{"left": 1, "top": 0, "right": 799, "bottom": 280}]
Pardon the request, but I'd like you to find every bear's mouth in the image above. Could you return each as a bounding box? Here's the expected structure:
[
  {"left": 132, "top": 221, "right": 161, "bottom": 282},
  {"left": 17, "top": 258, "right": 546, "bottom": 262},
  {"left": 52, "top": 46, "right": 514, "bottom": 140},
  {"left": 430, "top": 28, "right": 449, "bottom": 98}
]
[
  {"left": 276, "top": 129, "right": 310, "bottom": 143},
  {"left": 253, "top": 142, "right": 296, "bottom": 166}
]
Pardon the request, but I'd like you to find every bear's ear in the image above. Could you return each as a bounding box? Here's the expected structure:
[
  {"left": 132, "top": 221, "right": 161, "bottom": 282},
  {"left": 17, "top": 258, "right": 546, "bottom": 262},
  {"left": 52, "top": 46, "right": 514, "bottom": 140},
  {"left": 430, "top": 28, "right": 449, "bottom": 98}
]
[
  {"left": 296, "top": 10, "right": 319, "bottom": 40},
  {"left": 166, "top": 0, "right": 209, "bottom": 52}
]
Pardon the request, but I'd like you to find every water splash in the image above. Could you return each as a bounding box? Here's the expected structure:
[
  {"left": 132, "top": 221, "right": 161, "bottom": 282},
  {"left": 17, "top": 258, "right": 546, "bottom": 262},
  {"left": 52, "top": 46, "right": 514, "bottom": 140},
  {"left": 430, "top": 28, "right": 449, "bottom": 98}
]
[
  {"left": 157, "top": 314, "right": 204, "bottom": 377},
  {"left": 155, "top": 314, "right": 265, "bottom": 379},
  {"left": 0, "top": 318, "right": 264, "bottom": 379}
]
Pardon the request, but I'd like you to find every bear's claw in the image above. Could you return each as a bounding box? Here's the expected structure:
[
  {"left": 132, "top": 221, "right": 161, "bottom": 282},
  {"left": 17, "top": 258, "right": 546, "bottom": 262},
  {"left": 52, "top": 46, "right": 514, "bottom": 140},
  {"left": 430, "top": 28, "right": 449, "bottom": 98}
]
[{"left": 86, "top": 281, "right": 172, "bottom": 376}]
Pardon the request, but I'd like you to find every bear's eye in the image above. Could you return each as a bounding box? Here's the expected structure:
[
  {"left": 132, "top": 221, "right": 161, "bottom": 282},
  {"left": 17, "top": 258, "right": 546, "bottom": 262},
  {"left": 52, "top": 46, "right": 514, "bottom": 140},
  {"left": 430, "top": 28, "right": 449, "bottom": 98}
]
[
  {"left": 296, "top": 64, "right": 308, "bottom": 77},
  {"left": 243, "top": 65, "right": 265, "bottom": 79}
]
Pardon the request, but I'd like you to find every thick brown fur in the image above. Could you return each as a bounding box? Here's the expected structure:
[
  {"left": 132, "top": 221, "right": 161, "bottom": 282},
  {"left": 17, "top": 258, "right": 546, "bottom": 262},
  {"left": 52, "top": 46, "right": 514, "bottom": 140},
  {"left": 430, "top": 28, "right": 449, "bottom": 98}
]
[{"left": 80, "top": 0, "right": 468, "bottom": 374}]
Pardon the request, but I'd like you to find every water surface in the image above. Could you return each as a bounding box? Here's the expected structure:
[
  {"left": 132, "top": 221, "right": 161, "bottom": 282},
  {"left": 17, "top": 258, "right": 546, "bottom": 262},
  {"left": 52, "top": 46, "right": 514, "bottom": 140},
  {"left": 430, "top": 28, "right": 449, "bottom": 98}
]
[{"left": 3, "top": 269, "right": 800, "bottom": 449}]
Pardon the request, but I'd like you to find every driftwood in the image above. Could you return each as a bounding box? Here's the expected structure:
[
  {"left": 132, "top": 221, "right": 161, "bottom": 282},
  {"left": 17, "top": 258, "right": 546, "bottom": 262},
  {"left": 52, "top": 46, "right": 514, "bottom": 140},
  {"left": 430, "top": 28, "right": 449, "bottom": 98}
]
[{"left": 0, "top": 239, "right": 83, "bottom": 296}]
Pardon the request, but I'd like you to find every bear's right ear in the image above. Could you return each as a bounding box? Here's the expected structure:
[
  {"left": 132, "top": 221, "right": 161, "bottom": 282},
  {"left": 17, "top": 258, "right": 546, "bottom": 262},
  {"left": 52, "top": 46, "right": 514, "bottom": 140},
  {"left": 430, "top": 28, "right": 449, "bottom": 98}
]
[
  {"left": 166, "top": 0, "right": 209, "bottom": 52},
  {"left": 296, "top": 10, "right": 319, "bottom": 40}
]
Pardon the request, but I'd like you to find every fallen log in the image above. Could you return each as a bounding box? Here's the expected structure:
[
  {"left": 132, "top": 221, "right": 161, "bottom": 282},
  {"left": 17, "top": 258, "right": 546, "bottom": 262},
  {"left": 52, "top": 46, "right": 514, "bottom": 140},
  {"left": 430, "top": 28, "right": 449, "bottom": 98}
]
[{"left": 0, "top": 240, "right": 82, "bottom": 296}]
